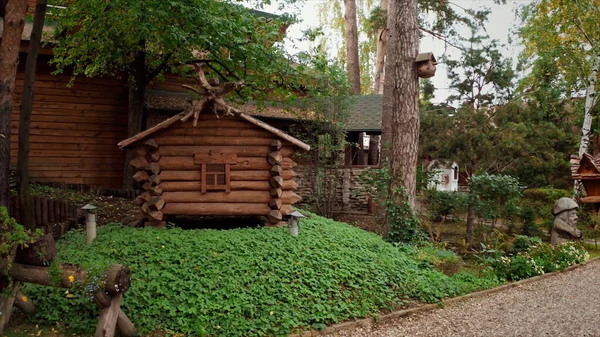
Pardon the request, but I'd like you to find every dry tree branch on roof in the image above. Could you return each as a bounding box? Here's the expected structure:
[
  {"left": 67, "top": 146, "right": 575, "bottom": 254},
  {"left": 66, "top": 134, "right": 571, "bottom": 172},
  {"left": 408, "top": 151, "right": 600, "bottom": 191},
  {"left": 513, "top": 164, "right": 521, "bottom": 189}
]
[{"left": 180, "top": 62, "right": 245, "bottom": 126}]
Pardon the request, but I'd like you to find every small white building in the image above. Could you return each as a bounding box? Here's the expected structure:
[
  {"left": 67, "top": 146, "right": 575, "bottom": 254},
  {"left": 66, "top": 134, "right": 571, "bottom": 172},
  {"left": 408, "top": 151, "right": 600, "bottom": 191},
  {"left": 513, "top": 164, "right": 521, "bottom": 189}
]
[{"left": 430, "top": 162, "right": 459, "bottom": 192}]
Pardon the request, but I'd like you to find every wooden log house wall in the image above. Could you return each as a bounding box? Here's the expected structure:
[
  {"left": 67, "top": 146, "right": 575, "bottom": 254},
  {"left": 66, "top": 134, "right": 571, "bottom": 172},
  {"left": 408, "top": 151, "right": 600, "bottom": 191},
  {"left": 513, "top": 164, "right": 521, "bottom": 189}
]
[
  {"left": 119, "top": 112, "right": 309, "bottom": 227},
  {"left": 10, "top": 55, "right": 129, "bottom": 188}
]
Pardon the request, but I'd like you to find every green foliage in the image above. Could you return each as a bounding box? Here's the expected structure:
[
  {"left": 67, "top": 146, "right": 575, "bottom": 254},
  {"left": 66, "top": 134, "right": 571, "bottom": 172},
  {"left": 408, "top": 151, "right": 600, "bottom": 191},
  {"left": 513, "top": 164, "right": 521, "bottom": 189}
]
[
  {"left": 423, "top": 190, "right": 468, "bottom": 221},
  {"left": 23, "top": 214, "right": 499, "bottom": 336},
  {"left": 487, "top": 242, "right": 589, "bottom": 281},
  {"left": 518, "top": 206, "right": 544, "bottom": 237},
  {"left": 469, "top": 174, "right": 522, "bottom": 226},
  {"left": 360, "top": 163, "right": 427, "bottom": 243},
  {"left": 520, "top": 188, "right": 571, "bottom": 229},
  {"left": 445, "top": 28, "right": 515, "bottom": 108},
  {"left": 0, "top": 207, "right": 31, "bottom": 256}
]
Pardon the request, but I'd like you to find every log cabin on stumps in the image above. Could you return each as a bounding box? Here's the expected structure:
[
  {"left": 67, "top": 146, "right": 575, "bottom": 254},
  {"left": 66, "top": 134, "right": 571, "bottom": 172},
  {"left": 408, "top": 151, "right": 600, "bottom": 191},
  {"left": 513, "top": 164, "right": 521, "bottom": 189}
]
[{"left": 118, "top": 63, "right": 310, "bottom": 227}]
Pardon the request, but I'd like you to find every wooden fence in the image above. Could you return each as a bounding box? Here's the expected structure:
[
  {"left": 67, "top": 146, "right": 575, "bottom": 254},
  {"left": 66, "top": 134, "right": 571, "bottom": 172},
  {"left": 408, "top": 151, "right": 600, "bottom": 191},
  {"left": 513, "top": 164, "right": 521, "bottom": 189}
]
[
  {"left": 8, "top": 195, "right": 84, "bottom": 240},
  {"left": 39, "top": 182, "right": 138, "bottom": 199}
]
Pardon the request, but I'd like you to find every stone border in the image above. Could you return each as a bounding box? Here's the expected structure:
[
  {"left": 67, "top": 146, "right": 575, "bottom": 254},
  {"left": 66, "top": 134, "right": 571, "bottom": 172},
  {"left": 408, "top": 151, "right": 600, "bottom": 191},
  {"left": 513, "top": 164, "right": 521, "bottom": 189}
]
[{"left": 289, "top": 257, "right": 600, "bottom": 337}]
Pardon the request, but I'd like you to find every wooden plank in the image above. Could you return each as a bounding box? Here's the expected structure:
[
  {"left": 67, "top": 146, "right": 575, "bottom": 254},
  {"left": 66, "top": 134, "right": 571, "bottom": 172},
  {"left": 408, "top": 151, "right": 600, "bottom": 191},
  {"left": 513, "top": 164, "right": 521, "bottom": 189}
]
[
  {"left": 159, "top": 127, "right": 274, "bottom": 138},
  {"left": 34, "top": 197, "right": 42, "bottom": 226},
  {"left": 225, "top": 164, "right": 231, "bottom": 193},
  {"left": 11, "top": 121, "right": 128, "bottom": 132},
  {"left": 158, "top": 145, "right": 294, "bottom": 157},
  {"left": 193, "top": 151, "right": 237, "bottom": 165},
  {"left": 14, "top": 93, "right": 124, "bottom": 106},
  {"left": 160, "top": 180, "right": 298, "bottom": 192},
  {"left": 158, "top": 156, "right": 295, "bottom": 170},
  {"left": 152, "top": 136, "right": 273, "bottom": 146},
  {"left": 94, "top": 294, "right": 122, "bottom": 337},
  {"left": 201, "top": 164, "right": 206, "bottom": 194},
  {"left": 159, "top": 170, "right": 296, "bottom": 181},
  {"left": 580, "top": 196, "right": 600, "bottom": 203},
  {"left": 162, "top": 203, "right": 271, "bottom": 216},
  {"left": 162, "top": 191, "right": 300, "bottom": 204},
  {"left": 10, "top": 135, "right": 122, "bottom": 145}
]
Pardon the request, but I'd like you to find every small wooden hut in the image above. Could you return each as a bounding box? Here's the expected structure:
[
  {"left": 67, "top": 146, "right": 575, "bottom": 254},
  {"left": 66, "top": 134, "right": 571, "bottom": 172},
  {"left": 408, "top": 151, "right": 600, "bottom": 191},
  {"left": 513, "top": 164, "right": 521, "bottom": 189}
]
[
  {"left": 571, "top": 153, "right": 600, "bottom": 208},
  {"left": 118, "top": 63, "right": 310, "bottom": 227}
]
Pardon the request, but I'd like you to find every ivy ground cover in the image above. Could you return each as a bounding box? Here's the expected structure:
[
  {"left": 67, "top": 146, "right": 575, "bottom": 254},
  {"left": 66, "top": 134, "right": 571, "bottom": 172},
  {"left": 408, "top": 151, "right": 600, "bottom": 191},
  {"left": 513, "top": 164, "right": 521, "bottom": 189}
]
[{"left": 23, "top": 213, "right": 499, "bottom": 336}]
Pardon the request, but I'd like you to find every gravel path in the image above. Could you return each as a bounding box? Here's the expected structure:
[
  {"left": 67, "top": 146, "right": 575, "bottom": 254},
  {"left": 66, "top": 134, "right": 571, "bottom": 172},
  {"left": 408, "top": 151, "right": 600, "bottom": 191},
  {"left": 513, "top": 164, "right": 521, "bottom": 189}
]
[{"left": 324, "top": 259, "right": 600, "bottom": 337}]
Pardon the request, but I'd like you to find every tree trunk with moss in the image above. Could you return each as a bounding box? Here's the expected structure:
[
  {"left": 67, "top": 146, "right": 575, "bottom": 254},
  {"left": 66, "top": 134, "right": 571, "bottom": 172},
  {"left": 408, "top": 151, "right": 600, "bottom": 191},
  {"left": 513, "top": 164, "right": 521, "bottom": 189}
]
[
  {"left": 0, "top": 0, "right": 28, "bottom": 209},
  {"left": 17, "top": 0, "right": 48, "bottom": 230}
]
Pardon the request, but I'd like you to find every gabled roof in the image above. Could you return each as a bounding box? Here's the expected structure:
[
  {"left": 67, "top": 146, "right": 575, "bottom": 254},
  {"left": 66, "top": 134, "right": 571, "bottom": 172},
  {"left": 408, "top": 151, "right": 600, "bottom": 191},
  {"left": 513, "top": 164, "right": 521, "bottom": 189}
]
[
  {"left": 571, "top": 153, "right": 600, "bottom": 178},
  {"left": 117, "top": 110, "right": 310, "bottom": 151}
]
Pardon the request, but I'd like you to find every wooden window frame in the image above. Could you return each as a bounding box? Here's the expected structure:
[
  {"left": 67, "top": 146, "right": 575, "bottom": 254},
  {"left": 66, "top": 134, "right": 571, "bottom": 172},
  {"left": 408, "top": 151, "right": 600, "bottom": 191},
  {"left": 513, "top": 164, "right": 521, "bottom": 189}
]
[{"left": 194, "top": 151, "right": 236, "bottom": 194}]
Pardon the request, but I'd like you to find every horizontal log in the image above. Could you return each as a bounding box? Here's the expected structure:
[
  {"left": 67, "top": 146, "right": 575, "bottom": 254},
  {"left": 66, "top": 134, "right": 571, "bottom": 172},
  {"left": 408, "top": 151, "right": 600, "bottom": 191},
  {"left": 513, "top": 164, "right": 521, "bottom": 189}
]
[
  {"left": 158, "top": 156, "right": 296, "bottom": 170},
  {"left": 158, "top": 145, "right": 294, "bottom": 157},
  {"left": 153, "top": 136, "right": 273, "bottom": 146},
  {"left": 147, "top": 162, "right": 161, "bottom": 175},
  {"left": 163, "top": 203, "right": 271, "bottom": 216},
  {"left": 160, "top": 180, "right": 298, "bottom": 192},
  {"left": 10, "top": 263, "right": 130, "bottom": 295},
  {"left": 162, "top": 191, "right": 300, "bottom": 204},
  {"left": 580, "top": 196, "right": 600, "bottom": 203},
  {"left": 160, "top": 127, "right": 274, "bottom": 138},
  {"left": 157, "top": 170, "right": 296, "bottom": 181}
]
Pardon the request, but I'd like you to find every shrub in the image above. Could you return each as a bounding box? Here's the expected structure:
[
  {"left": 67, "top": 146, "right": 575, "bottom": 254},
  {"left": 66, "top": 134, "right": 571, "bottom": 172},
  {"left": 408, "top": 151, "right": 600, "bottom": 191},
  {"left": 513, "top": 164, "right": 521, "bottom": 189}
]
[
  {"left": 508, "top": 235, "right": 542, "bottom": 255},
  {"left": 423, "top": 190, "right": 468, "bottom": 221},
  {"left": 489, "top": 242, "right": 588, "bottom": 281},
  {"left": 521, "top": 187, "right": 571, "bottom": 226},
  {"left": 22, "top": 213, "right": 498, "bottom": 336}
]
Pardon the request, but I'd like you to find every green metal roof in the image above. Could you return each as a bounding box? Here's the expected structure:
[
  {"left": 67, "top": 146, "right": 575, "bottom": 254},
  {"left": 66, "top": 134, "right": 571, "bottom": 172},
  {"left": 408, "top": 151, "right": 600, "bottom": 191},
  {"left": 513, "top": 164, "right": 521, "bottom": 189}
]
[{"left": 345, "top": 95, "right": 383, "bottom": 132}]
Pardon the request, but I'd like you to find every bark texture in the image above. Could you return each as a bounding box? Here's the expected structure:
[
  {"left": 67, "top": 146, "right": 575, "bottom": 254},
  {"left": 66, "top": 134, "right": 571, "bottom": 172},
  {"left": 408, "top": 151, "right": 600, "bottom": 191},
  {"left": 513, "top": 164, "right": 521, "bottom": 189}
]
[
  {"left": 0, "top": 0, "right": 28, "bottom": 208},
  {"left": 123, "top": 50, "right": 147, "bottom": 190},
  {"left": 382, "top": 0, "right": 419, "bottom": 206},
  {"left": 17, "top": 0, "right": 47, "bottom": 230},
  {"left": 373, "top": 0, "right": 388, "bottom": 95},
  {"left": 577, "top": 54, "right": 599, "bottom": 157},
  {"left": 344, "top": 0, "right": 361, "bottom": 95}
]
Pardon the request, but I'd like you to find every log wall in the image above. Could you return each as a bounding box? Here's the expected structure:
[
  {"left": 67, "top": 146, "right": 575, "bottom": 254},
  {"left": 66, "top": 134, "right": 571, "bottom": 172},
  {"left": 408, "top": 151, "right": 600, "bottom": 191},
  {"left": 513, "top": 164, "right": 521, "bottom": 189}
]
[
  {"left": 130, "top": 114, "right": 302, "bottom": 222},
  {"left": 10, "top": 55, "right": 128, "bottom": 188}
]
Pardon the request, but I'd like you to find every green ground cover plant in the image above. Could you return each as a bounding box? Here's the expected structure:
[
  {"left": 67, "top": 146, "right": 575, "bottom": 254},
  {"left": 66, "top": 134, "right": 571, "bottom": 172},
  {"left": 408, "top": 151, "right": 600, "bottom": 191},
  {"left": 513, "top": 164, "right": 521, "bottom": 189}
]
[{"left": 22, "top": 213, "right": 500, "bottom": 336}]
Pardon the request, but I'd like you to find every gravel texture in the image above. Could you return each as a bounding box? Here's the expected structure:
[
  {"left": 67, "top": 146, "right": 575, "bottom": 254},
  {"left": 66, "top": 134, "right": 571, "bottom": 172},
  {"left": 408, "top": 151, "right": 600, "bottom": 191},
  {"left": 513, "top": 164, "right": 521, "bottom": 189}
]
[{"left": 324, "top": 259, "right": 600, "bottom": 337}]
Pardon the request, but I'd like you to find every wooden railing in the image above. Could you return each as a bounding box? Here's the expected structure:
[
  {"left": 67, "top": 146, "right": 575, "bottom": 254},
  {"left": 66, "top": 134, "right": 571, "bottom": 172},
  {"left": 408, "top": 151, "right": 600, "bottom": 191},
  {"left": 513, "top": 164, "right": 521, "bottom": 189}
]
[{"left": 8, "top": 195, "right": 83, "bottom": 239}]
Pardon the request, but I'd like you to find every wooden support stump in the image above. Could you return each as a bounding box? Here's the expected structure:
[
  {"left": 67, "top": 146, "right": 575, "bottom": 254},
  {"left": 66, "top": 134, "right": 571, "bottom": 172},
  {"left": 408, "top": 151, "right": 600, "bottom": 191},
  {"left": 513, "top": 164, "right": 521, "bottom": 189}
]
[
  {"left": 14, "top": 291, "right": 35, "bottom": 315},
  {"left": 94, "top": 291, "right": 136, "bottom": 337},
  {"left": 0, "top": 281, "right": 20, "bottom": 334},
  {"left": 95, "top": 293, "right": 122, "bottom": 337}
]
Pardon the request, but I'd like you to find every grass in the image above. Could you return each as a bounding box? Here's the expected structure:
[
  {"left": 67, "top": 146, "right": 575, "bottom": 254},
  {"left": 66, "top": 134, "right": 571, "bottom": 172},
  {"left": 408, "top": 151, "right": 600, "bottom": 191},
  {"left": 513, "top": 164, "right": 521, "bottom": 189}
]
[{"left": 15, "top": 212, "right": 500, "bottom": 337}]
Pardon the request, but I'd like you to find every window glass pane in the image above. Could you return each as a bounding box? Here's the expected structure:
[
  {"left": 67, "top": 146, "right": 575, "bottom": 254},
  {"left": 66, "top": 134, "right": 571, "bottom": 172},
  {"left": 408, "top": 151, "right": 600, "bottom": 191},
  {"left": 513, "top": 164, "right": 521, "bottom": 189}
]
[
  {"left": 206, "top": 174, "right": 215, "bottom": 185},
  {"left": 217, "top": 173, "right": 225, "bottom": 185}
]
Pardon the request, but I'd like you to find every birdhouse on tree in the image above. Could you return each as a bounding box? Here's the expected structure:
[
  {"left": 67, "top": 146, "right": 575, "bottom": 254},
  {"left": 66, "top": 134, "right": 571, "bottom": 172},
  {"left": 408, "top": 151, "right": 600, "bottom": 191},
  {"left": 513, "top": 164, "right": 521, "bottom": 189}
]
[
  {"left": 415, "top": 52, "right": 437, "bottom": 78},
  {"left": 571, "top": 153, "right": 600, "bottom": 206}
]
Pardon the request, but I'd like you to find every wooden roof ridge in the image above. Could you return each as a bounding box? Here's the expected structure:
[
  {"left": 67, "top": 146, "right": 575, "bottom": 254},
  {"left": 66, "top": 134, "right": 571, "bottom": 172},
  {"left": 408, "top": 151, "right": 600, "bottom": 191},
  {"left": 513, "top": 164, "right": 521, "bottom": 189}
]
[
  {"left": 571, "top": 153, "right": 600, "bottom": 177},
  {"left": 117, "top": 111, "right": 311, "bottom": 151}
]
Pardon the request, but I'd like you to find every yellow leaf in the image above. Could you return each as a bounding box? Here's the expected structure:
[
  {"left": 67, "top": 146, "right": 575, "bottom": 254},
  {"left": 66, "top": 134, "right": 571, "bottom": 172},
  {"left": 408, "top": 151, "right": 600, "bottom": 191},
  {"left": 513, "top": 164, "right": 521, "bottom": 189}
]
[
  {"left": 21, "top": 296, "right": 27, "bottom": 302},
  {"left": 66, "top": 294, "right": 74, "bottom": 298}
]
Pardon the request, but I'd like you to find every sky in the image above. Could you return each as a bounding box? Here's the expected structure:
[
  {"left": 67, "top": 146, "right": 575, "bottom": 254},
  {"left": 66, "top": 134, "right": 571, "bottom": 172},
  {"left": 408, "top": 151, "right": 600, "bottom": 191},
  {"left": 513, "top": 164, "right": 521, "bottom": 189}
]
[{"left": 263, "top": 0, "right": 534, "bottom": 104}]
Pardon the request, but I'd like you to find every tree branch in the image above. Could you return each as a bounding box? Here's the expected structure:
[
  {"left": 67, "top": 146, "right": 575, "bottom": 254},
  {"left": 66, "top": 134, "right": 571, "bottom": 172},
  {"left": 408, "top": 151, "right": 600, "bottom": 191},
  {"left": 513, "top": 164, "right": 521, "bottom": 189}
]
[
  {"left": 418, "top": 26, "right": 466, "bottom": 52},
  {"left": 145, "top": 52, "right": 173, "bottom": 84}
]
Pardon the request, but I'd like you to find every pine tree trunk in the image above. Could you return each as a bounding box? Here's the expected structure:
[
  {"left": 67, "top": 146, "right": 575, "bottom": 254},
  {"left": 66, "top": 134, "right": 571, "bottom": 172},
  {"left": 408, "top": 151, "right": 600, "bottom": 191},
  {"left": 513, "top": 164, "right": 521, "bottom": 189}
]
[
  {"left": 466, "top": 205, "right": 475, "bottom": 245},
  {"left": 17, "top": 0, "right": 47, "bottom": 230},
  {"left": 0, "top": 0, "right": 28, "bottom": 209},
  {"left": 382, "top": 0, "right": 419, "bottom": 207},
  {"left": 577, "top": 54, "right": 599, "bottom": 157},
  {"left": 123, "top": 50, "right": 147, "bottom": 190},
  {"left": 373, "top": 0, "right": 388, "bottom": 95},
  {"left": 344, "top": 0, "right": 361, "bottom": 95}
]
